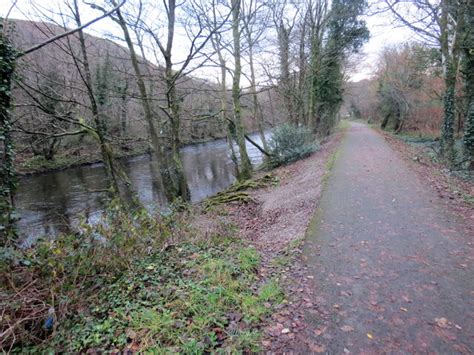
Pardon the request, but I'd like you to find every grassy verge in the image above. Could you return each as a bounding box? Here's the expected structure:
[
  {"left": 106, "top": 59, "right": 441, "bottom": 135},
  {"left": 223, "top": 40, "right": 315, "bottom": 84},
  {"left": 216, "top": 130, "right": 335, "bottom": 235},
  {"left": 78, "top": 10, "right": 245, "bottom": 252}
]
[
  {"left": 1, "top": 194, "right": 284, "bottom": 353},
  {"left": 37, "top": 240, "right": 281, "bottom": 353}
]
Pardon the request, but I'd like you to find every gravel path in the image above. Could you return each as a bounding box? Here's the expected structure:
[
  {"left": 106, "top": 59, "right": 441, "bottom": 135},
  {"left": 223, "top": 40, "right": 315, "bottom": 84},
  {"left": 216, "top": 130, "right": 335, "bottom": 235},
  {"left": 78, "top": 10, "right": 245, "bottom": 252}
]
[{"left": 300, "top": 122, "right": 473, "bottom": 353}]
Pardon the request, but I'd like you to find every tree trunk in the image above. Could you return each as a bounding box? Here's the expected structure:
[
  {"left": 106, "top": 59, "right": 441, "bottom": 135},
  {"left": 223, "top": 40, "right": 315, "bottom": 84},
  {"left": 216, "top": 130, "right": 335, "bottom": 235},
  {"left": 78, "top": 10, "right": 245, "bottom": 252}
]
[
  {"left": 212, "top": 36, "right": 239, "bottom": 172},
  {"left": 165, "top": 62, "right": 191, "bottom": 201},
  {"left": 440, "top": 63, "right": 456, "bottom": 164},
  {"left": 231, "top": 0, "right": 252, "bottom": 180},
  {"left": 380, "top": 113, "right": 390, "bottom": 130},
  {"left": 247, "top": 37, "right": 268, "bottom": 152},
  {"left": 267, "top": 90, "right": 276, "bottom": 126},
  {"left": 156, "top": 0, "right": 191, "bottom": 202},
  {"left": 114, "top": 7, "right": 167, "bottom": 196},
  {"left": 0, "top": 28, "right": 16, "bottom": 243},
  {"left": 439, "top": 0, "right": 457, "bottom": 164},
  {"left": 73, "top": 0, "right": 122, "bottom": 197},
  {"left": 277, "top": 21, "right": 294, "bottom": 124},
  {"left": 309, "top": 30, "right": 322, "bottom": 133},
  {"left": 462, "top": 4, "right": 474, "bottom": 169},
  {"left": 119, "top": 84, "right": 128, "bottom": 136},
  {"left": 297, "top": 18, "right": 307, "bottom": 125}
]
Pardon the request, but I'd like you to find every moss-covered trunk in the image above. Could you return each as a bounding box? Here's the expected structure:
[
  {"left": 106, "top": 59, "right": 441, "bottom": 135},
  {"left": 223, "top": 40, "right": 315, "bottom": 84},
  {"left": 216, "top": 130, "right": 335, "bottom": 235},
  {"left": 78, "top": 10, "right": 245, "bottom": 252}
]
[
  {"left": 231, "top": 0, "right": 252, "bottom": 181},
  {"left": 165, "top": 64, "right": 191, "bottom": 202},
  {"left": 0, "top": 28, "right": 16, "bottom": 243},
  {"left": 73, "top": 0, "right": 123, "bottom": 198},
  {"left": 440, "top": 63, "right": 456, "bottom": 164},
  {"left": 462, "top": 5, "right": 474, "bottom": 169}
]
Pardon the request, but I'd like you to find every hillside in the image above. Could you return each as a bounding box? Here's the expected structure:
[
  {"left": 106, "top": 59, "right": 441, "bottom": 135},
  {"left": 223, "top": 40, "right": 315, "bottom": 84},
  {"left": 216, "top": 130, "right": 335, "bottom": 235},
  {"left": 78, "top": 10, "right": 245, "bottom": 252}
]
[{"left": 6, "top": 19, "right": 236, "bottom": 172}]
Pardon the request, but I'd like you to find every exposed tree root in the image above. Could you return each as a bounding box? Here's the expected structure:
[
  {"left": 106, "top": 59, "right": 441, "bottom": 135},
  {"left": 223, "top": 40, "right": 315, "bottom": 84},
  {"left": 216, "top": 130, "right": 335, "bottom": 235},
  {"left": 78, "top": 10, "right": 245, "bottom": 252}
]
[{"left": 203, "top": 173, "right": 277, "bottom": 209}]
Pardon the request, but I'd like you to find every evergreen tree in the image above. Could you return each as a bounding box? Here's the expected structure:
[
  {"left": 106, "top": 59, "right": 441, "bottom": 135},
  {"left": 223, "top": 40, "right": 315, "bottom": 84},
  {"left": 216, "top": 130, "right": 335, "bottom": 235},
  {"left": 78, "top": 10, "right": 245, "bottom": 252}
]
[{"left": 311, "top": 0, "right": 369, "bottom": 135}]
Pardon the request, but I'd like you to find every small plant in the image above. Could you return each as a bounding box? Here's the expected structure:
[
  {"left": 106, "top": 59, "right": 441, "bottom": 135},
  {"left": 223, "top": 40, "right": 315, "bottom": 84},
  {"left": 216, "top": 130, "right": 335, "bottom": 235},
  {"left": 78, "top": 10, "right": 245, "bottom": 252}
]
[
  {"left": 238, "top": 247, "right": 260, "bottom": 272},
  {"left": 268, "top": 124, "right": 318, "bottom": 167}
]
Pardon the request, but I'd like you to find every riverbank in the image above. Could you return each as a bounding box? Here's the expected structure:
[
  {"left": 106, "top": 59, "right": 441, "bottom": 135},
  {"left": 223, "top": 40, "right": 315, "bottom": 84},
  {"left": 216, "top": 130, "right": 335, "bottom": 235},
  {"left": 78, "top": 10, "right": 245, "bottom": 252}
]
[
  {"left": 16, "top": 141, "right": 150, "bottom": 176},
  {"left": 16, "top": 134, "right": 233, "bottom": 176},
  {"left": 1, "top": 126, "right": 345, "bottom": 352}
]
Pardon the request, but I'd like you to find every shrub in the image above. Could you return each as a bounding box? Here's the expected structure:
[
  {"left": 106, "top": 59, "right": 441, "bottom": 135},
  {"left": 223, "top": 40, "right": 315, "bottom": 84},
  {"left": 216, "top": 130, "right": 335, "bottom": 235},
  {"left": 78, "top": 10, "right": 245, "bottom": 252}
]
[{"left": 268, "top": 124, "right": 318, "bottom": 167}]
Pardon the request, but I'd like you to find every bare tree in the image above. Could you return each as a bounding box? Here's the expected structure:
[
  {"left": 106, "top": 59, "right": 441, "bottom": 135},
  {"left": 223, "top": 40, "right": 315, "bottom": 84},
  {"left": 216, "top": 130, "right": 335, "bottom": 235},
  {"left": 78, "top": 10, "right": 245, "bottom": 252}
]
[
  {"left": 241, "top": 0, "right": 269, "bottom": 151},
  {"left": 207, "top": 1, "right": 240, "bottom": 171},
  {"left": 231, "top": 0, "right": 252, "bottom": 180},
  {"left": 272, "top": 0, "right": 297, "bottom": 125},
  {"left": 0, "top": 0, "right": 125, "bottom": 242}
]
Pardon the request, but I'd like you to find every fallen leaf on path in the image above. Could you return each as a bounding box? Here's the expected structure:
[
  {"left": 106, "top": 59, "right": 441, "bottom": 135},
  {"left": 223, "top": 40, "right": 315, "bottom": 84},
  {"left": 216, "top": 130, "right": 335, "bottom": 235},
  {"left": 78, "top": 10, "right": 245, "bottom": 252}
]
[
  {"left": 314, "top": 326, "right": 327, "bottom": 336},
  {"left": 308, "top": 343, "right": 326, "bottom": 353},
  {"left": 341, "top": 325, "right": 354, "bottom": 332},
  {"left": 435, "top": 317, "right": 449, "bottom": 328},
  {"left": 402, "top": 295, "right": 412, "bottom": 303}
]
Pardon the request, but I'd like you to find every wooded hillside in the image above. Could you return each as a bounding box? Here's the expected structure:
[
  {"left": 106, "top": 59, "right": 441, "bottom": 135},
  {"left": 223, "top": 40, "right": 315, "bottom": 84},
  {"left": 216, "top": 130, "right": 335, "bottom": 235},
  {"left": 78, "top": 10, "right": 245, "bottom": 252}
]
[{"left": 9, "top": 19, "right": 279, "bottom": 165}]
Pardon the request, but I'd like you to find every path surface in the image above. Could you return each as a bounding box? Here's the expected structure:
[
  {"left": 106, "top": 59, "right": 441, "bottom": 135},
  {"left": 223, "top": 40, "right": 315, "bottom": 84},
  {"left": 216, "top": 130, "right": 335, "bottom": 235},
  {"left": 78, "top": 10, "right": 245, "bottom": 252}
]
[{"left": 300, "top": 122, "right": 473, "bottom": 353}]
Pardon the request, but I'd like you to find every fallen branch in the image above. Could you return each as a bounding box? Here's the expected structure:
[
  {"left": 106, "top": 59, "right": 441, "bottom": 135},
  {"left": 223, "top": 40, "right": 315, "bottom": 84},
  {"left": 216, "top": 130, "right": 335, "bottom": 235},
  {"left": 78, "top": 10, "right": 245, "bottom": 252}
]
[{"left": 244, "top": 134, "right": 273, "bottom": 157}]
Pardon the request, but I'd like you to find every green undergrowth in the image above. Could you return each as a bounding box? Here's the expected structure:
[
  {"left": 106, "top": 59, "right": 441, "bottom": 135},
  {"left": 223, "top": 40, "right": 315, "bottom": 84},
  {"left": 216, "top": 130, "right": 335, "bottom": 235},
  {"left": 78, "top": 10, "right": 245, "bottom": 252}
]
[
  {"left": 376, "top": 127, "right": 468, "bottom": 167},
  {"left": 1, "top": 202, "right": 284, "bottom": 353},
  {"left": 395, "top": 130, "right": 439, "bottom": 143},
  {"left": 44, "top": 240, "right": 281, "bottom": 353}
]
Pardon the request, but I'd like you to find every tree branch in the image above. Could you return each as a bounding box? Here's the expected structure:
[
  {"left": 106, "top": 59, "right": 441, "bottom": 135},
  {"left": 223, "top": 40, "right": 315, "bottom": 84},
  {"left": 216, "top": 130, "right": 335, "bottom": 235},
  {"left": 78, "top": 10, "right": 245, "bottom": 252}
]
[{"left": 18, "top": 0, "right": 126, "bottom": 57}]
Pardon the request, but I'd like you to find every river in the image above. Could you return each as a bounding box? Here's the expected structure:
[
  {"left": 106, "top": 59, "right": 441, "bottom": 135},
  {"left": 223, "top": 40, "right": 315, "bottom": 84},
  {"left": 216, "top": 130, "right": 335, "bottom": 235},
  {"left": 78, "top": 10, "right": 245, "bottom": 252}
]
[{"left": 15, "top": 133, "right": 269, "bottom": 246}]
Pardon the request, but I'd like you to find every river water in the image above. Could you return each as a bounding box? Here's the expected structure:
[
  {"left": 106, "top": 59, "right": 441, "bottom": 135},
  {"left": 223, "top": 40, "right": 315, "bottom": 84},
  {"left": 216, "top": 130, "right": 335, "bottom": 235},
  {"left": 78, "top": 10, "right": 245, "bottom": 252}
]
[{"left": 16, "top": 133, "right": 268, "bottom": 246}]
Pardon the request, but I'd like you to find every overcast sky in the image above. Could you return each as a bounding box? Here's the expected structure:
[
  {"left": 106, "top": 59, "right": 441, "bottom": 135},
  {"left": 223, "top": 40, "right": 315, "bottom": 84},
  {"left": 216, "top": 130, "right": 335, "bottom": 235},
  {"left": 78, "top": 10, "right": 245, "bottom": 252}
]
[{"left": 1, "top": 0, "right": 413, "bottom": 83}]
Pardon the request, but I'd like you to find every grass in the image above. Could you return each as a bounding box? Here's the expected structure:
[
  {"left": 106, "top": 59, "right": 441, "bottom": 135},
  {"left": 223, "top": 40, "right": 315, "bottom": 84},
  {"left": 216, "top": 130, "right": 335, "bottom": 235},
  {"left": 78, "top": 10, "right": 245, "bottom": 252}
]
[
  {"left": 338, "top": 119, "right": 351, "bottom": 130},
  {"left": 463, "top": 194, "right": 474, "bottom": 206},
  {"left": 19, "top": 236, "right": 282, "bottom": 353}
]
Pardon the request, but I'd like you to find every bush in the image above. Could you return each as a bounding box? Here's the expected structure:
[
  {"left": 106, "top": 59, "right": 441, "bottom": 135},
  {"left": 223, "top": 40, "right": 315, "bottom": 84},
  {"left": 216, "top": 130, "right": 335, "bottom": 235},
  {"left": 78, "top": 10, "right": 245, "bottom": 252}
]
[{"left": 268, "top": 124, "right": 318, "bottom": 167}]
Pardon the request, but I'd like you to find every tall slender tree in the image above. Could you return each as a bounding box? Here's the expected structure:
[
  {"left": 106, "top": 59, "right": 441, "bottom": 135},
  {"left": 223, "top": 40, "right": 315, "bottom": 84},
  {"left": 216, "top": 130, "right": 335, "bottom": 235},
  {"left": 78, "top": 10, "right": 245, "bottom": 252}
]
[
  {"left": 231, "top": 0, "right": 252, "bottom": 180},
  {"left": 462, "top": 3, "right": 474, "bottom": 169}
]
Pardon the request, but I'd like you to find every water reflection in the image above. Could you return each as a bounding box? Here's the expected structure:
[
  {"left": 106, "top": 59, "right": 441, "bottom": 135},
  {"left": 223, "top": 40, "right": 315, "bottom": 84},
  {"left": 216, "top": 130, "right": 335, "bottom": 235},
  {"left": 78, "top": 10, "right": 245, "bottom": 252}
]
[{"left": 15, "top": 133, "right": 269, "bottom": 245}]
